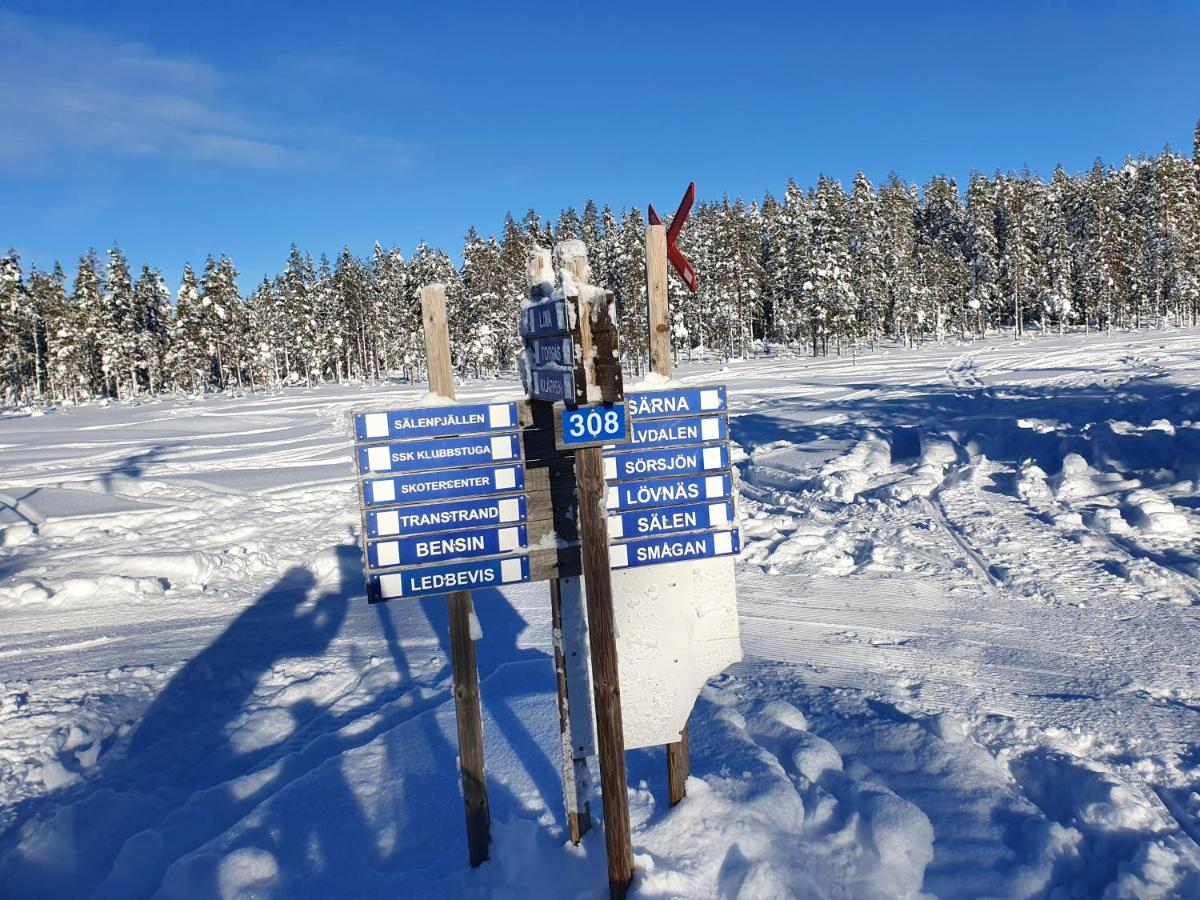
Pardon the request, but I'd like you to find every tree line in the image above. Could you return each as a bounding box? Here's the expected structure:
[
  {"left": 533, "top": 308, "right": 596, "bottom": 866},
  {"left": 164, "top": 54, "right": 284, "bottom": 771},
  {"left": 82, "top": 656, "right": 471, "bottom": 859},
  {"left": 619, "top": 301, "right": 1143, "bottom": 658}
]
[{"left": 2, "top": 120, "right": 1198, "bottom": 406}]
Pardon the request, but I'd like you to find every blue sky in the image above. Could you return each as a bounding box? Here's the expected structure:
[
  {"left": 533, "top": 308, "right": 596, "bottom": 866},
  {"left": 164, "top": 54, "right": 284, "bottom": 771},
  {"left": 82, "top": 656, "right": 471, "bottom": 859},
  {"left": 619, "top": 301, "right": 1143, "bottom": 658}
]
[{"left": 2, "top": 1, "right": 1197, "bottom": 292}]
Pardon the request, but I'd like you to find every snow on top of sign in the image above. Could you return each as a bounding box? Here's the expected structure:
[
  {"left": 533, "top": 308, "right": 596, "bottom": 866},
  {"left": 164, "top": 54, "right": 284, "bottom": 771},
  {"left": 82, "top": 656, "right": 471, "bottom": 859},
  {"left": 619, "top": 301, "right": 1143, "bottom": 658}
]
[
  {"left": 523, "top": 248, "right": 553, "bottom": 302},
  {"left": 553, "top": 239, "right": 591, "bottom": 283}
]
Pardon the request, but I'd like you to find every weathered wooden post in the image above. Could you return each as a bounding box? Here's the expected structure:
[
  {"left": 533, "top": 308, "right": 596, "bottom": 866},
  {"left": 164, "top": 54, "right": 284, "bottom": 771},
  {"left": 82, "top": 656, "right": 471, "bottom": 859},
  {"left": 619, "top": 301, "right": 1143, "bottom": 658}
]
[
  {"left": 645, "top": 220, "right": 691, "bottom": 807},
  {"left": 420, "top": 283, "right": 491, "bottom": 867}
]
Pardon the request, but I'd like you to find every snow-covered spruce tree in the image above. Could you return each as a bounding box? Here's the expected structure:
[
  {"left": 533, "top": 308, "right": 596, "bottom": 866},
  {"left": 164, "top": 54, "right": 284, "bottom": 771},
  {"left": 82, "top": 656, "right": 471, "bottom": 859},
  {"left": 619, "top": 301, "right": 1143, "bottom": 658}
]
[
  {"left": 0, "top": 253, "right": 38, "bottom": 405},
  {"left": 1117, "top": 158, "right": 1156, "bottom": 329},
  {"left": 460, "top": 228, "right": 507, "bottom": 376},
  {"left": 1039, "top": 167, "right": 1075, "bottom": 334},
  {"left": 28, "top": 264, "right": 65, "bottom": 401},
  {"left": 919, "top": 175, "right": 969, "bottom": 342},
  {"left": 965, "top": 174, "right": 1000, "bottom": 335},
  {"left": 804, "top": 177, "right": 857, "bottom": 355},
  {"left": 1149, "top": 150, "right": 1200, "bottom": 326},
  {"left": 996, "top": 172, "right": 1042, "bottom": 338},
  {"left": 580, "top": 200, "right": 602, "bottom": 262},
  {"left": 877, "top": 176, "right": 920, "bottom": 345},
  {"left": 407, "top": 241, "right": 462, "bottom": 378},
  {"left": 332, "top": 247, "right": 373, "bottom": 381},
  {"left": 99, "top": 246, "right": 138, "bottom": 398},
  {"left": 554, "top": 207, "right": 582, "bottom": 244},
  {"left": 198, "top": 256, "right": 243, "bottom": 389},
  {"left": 612, "top": 207, "right": 648, "bottom": 373},
  {"left": 66, "top": 250, "right": 105, "bottom": 400},
  {"left": 849, "top": 173, "right": 887, "bottom": 346},
  {"left": 759, "top": 192, "right": 787, "bottom": 345},
  {"left": 369, "top": 243, "right": 410, "bottom": 379},
  {"left": 131, "top": 266, "right": 172, "bottom": 394}
]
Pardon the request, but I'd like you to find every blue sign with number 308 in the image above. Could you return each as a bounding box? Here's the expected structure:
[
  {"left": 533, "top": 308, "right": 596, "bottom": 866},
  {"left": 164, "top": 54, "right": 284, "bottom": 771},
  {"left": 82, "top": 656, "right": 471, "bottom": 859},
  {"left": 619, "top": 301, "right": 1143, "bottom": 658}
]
[{"left": 559, "top": 403, "right": 629, "bottom": 448}]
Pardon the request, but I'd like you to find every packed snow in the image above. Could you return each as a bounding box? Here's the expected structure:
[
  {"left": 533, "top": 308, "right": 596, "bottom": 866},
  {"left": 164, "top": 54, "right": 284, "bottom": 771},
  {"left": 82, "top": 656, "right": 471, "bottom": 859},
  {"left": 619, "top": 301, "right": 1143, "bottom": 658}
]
[{"left": 1, "top": 328, "right": 1198, "bottom": 898}]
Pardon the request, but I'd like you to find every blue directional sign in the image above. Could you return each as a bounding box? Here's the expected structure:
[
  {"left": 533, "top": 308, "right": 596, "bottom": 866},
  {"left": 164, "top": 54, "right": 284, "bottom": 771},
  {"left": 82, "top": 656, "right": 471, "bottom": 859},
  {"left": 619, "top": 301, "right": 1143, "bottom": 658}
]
[
  {"left": 357, "top": 432, "right": 521, "bottom": 475},
  {"left": 606, "top": 472, "right": 732, "bottom": 511},
  {"left": 607, "top": 499, "right": 734, "bottom": 540},
  {"left": 529, "top": 368, "right": 576, "bottom": 403},
  {"left": 362, "top": 462, "right": 524, "bottom": 507},
  {"left": 629, "top": 414, "right": 726, "bottom": 447},
  {"left": 560, "top": 403, "right": 629, "bottom": 448},
  {"left": 609, "top": 529, "right": 741, "bottom": 569},
  {"left": 366, "top": 495, "right": 527, "bottom": 538},
  {"left": 529, "top": 335, "right": 575, "bottom": 368},
  {"left": 520, "top": 298, "right": 573, "bottom": 338},
  {"left": 604, "top": 443, "right": 728, "bottom": 481},
  {"left": 368, "top": 524, "right": 528, "bottom": 568},
  {"left": 355, "top": 402, "right": 518, "bottom": 442},
  {"left": 625, "top": 387, "right": 727, "bottom": 419},
  {"left": 371, "top": 555, "right": 531, "bottom": 601}
]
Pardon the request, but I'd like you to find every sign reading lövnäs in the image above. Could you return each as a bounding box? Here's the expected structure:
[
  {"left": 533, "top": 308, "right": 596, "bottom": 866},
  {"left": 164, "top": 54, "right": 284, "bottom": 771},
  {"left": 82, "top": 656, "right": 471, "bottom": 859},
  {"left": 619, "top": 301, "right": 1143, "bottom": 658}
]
[{"left": 352, "top": 399, "right": 536, "bottom": 602}]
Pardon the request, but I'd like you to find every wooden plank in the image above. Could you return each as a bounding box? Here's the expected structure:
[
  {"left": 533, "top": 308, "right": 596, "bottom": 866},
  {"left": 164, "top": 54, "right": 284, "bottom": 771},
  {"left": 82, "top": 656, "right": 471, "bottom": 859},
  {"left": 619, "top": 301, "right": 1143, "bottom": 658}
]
[
  {"left": 420, "top": 283, "right": 490, "bottom": 866},
  {"left": 646, "top": 223, "right": 671, "bottom": 377},
  {"left": 576, "top": 445, "right": 634, "bottom": 899},
  {"left": 645, "top": 221, "right": 690, "bottom": 807},
  {"left": 551, "top": 577, "right": 593, "bottom": 844}
]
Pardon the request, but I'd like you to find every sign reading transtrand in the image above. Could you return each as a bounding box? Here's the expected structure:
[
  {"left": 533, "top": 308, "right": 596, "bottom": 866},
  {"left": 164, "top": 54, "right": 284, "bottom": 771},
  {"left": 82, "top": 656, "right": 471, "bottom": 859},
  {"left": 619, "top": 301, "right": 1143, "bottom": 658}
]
[{"left": 351, "top": 399, "right": 534, "bottom": 603}]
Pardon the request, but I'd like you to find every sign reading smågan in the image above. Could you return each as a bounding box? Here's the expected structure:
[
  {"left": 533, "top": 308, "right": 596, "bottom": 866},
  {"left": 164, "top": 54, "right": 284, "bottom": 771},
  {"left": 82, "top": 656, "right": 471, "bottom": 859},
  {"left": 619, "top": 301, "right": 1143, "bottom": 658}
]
[
  {"left": 603, "top": 385, "right": 740, "bottom": 568},
  {"left": 351, "top": 400, "right": 535, "bottom": 602}
]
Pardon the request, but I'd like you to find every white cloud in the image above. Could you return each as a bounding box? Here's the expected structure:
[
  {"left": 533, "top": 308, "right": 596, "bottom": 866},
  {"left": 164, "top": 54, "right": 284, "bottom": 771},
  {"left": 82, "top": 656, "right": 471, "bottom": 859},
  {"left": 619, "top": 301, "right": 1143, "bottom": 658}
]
[{"left": 0, "top": 12, "right": 413, "bottom": 170}]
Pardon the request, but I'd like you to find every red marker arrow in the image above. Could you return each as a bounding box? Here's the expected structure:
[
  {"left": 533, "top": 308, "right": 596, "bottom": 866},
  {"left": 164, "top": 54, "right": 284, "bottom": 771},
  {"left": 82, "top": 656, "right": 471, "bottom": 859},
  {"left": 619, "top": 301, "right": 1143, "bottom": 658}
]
[{"left": 648, "top": 181, "right": 698, "bottom": 293}]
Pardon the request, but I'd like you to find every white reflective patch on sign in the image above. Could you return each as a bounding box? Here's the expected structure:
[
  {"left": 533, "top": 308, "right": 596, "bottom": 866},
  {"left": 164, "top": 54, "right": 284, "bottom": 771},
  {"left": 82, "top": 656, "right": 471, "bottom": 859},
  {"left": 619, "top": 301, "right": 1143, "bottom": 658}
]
[
  {"left": 702, "top": 446, "right": 723, "bottom": 470},
  {"left": 701, "top": 417, "right": 721, "bottom": 441},
  {"left": 377, "top": 541, "right": 400, "bottom": 567},
  {"left": 708, "top": 503, "right": 729, "bottom": 527},
  {"left": 606, "top": 486, "right": 619, "bottom": 508},
  {"left": 378, "top": 573, "right": 404, "bottom": 599},
  {"left": 604, "top": 457, "right": 617, "bottom": 479},
  {"left": 713, "top": 531, "right": 733, "bottom": 555},
  {"left": 498, "top": 527, "right": 521, "bottom": 552},
  {"left": 366, "top": 446, "right": 391, "bottom": 472},
  {"left": 500, "top": 558, "right": 523, "bottom": 582},
  {"left": 371, "top": 480, "right": 396, "bottom": 503},
  {"left": 490, "top": 436, "right": 513, "bottom": 460},
  {"left": 495, "top": 467, "right": 517, "bottom": 490},
  {"left": 377, "top": 510, "right": 400, "bottom": 535},
  {"left": 488, "top": 404, "right": 512, "bottom": 428},
  {"left": 365, "top": 413, "right": 388, "bottom": 438},
  {"left": 498, "top": 497, "right": 521, "bottom": 522},
  {"left": 609, "top": 543, "right": 629, "bottom": 568},
  {"left": 607, "top": 516, "right": 624, "bottom": 539},
  {"left": 700, "top": 389, "right": 721, "bottom": 410},
  {"left": 704, "top": 475, "right": 724, "bottom": 498}
]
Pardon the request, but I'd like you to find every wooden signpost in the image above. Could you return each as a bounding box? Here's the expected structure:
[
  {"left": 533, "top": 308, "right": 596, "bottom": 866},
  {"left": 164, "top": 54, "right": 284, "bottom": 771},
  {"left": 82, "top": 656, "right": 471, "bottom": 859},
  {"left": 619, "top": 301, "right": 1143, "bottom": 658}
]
[{"left": 348, "top": 192, "right": 741, "bottom": 899}]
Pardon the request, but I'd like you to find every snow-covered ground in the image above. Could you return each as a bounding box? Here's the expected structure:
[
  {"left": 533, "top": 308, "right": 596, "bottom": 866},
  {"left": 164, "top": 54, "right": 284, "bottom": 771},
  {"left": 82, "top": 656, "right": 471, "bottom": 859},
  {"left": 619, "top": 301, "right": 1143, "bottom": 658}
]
[{"left": 1, "top": 328, "right": 1198, "bottom": 899}]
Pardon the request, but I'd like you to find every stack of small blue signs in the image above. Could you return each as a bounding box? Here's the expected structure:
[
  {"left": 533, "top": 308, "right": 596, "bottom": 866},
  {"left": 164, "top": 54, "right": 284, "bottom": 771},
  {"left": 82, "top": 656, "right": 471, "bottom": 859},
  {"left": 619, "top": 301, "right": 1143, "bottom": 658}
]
[
  {"left": 353, "top": 401, "right": 531, "bottom": 601},
  {"left": 603, "top": 386, "right": 741, "bottom": 568}
]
